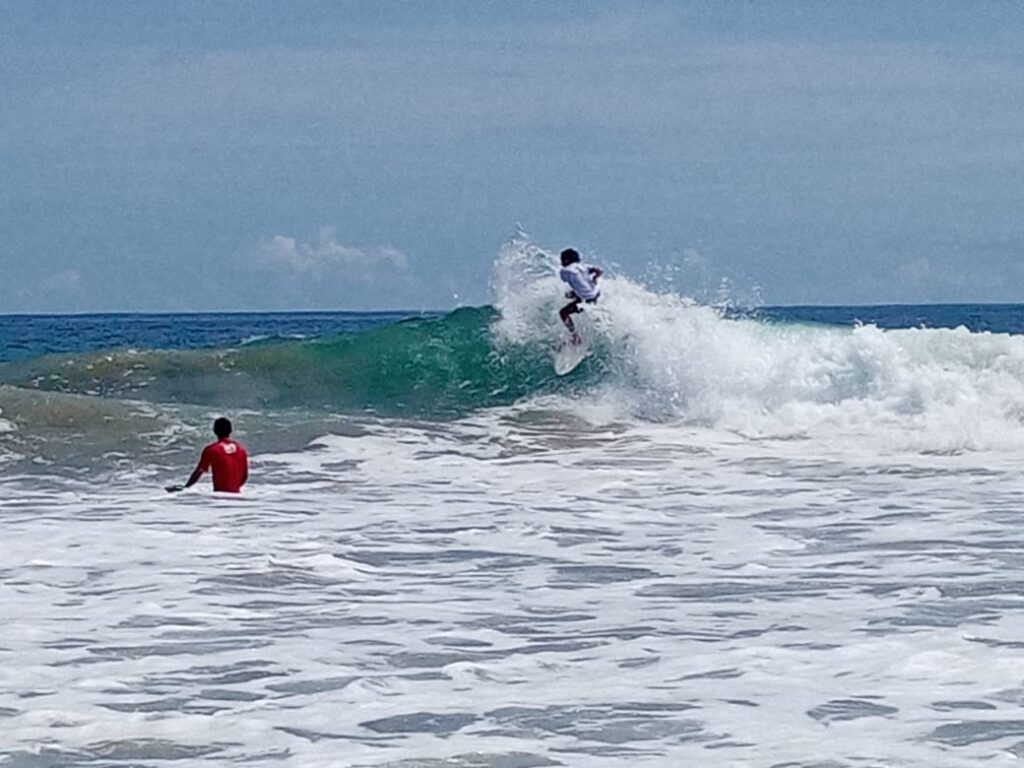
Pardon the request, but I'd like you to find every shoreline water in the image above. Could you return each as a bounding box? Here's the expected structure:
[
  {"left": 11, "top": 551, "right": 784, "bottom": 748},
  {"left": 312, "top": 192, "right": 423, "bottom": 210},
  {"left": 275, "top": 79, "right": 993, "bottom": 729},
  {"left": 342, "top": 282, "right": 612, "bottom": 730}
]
[{"left": 4, "top": 410, "right": 1024, "bottom": 766}]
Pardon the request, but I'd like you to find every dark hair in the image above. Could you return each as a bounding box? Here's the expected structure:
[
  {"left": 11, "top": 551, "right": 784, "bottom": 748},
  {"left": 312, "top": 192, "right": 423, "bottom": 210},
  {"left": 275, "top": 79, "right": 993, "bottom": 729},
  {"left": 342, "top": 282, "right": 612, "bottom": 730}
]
[
  {"left": 560, "top": 248, "right": 580, "bottom": 267},
  {"left": 213, "top": 417, "right": 233, "bottom": 438}
]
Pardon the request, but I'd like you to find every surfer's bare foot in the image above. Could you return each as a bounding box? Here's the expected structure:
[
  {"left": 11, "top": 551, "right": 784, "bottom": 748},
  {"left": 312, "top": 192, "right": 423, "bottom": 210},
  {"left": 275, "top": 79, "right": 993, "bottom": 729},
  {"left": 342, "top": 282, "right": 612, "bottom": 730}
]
[{"left": 570, "top": 333, "right": 582, "bottom": 346}]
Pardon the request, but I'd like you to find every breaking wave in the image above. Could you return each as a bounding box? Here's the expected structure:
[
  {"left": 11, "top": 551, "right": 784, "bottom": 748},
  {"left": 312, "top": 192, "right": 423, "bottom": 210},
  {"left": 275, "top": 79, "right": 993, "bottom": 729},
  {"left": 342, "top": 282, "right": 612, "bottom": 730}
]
[{"left": 3, "top": 237, "right": 1024, "bottom": 451}]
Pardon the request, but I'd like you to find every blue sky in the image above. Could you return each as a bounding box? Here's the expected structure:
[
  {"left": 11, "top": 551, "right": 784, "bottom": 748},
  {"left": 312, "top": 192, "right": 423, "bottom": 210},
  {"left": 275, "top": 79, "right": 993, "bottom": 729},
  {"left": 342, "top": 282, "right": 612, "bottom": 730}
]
[{"left": 2, "top": 1, "right": 1023, "bottom": 311}]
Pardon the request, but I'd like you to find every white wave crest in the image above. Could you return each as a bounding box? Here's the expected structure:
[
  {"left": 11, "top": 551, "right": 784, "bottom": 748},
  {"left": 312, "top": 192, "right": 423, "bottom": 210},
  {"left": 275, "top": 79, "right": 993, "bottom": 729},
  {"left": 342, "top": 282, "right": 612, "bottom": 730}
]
[{"left": 491, "top": 236, "right": 1024, "bottom": 450}]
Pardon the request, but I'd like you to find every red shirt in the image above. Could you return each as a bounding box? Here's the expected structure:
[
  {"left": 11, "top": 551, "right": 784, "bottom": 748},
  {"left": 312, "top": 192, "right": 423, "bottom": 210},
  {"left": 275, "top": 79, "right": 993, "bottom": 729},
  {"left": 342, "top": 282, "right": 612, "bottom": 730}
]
[{"left": 197, "top": 438, "right": 249, "bottom": 493}]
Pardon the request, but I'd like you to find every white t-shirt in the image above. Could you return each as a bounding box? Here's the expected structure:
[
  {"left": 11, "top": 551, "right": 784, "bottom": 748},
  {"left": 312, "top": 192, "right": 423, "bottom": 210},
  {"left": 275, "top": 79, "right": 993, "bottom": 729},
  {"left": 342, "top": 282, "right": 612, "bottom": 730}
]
[{"left": 559, "top": 263, "right": 600, "bottom": 301}]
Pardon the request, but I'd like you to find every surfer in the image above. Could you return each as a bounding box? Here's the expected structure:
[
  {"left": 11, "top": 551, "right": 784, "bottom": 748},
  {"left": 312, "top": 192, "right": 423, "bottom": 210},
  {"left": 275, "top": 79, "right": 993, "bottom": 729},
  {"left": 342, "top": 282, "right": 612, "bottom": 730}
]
[
  {"left": 166, "top": 417, "right": 249, "bottom": 494},
  {"left": 558, "top": 248, "right": 603, "bottom": 345}
]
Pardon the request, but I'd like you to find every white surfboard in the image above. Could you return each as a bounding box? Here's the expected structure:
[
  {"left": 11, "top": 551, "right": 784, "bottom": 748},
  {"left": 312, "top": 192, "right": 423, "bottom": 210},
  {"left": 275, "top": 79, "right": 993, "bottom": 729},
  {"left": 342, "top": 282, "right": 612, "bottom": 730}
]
[{"left": 553, "top": 336, "right": 591, "bottom": 375}]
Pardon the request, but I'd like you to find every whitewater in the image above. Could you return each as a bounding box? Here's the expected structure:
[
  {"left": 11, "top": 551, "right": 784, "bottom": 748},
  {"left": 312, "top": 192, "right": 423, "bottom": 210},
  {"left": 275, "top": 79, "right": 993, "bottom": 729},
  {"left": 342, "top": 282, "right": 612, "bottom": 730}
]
[{"left": 4, "top": 239, "right": 1024, "bottom": 766}]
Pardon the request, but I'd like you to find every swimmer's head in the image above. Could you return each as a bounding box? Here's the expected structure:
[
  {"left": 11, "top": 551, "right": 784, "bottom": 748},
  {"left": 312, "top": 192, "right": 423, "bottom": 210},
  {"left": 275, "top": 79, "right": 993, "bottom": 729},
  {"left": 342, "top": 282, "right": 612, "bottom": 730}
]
[
  {"left": 213, "top": 417, "right": 233, "bottom": 439},
  {"left": 560, "top": 248, "right": 580, "bottom": 267}
]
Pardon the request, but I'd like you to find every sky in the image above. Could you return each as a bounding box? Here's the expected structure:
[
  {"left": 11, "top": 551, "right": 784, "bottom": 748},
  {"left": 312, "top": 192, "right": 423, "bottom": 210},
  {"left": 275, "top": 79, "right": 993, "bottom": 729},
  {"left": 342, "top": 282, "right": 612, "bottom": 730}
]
[{"left": 2, "top": 0, "right": 1024, "bottom": 312}]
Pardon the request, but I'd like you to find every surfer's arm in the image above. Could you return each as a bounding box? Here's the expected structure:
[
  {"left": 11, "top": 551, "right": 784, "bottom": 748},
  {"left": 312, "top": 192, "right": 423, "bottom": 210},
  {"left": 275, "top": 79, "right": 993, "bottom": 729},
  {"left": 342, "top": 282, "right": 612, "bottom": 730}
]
[
  {"left": 167, "top": 448, "right": 211, "bottom": 492},
  {"left": 183, "top": 465, "right": 205, "bottom": 489},
  {"left": 587, "top": 266, "right": 603, "bottom": 281},
  {"left": 166, "top": 466, "right": 204, "bottom": 493}
]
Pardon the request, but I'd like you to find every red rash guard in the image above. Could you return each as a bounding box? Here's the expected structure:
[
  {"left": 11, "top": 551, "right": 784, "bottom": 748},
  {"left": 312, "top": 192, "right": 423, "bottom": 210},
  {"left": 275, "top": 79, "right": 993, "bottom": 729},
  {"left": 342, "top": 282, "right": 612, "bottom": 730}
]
[{"left": 197, "top": 438, "right": 249, "bottom": 493}]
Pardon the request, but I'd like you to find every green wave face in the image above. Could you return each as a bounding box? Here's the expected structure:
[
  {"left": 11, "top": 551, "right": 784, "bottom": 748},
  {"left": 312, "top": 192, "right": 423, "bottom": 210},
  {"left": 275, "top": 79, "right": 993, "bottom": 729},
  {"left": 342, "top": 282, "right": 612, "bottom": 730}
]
[
  {"left": 226, "top": 307, "right": 575, "bottom": 415},
  {"left": 0, "top": 307, "right": 595, "bottom": 417}
]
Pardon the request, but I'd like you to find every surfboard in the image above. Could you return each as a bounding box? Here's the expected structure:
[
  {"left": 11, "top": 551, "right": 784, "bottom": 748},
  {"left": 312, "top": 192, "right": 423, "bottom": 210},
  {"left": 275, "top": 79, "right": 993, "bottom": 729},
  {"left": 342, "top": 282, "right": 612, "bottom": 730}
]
[{"left": 553, "top": 335, "right": 591, "bottom": 375}]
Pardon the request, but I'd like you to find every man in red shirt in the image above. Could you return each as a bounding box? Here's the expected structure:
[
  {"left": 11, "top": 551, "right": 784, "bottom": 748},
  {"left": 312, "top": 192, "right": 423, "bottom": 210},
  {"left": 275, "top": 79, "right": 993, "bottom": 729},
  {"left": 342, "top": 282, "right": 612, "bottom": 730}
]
[{"left": 167, "top": 417, "right": 249, "bottom": 493}]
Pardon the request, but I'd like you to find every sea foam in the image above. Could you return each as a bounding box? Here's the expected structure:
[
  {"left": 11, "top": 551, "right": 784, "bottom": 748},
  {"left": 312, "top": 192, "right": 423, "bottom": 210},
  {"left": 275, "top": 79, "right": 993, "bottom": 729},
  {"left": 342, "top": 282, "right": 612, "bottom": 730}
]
[{"left": 492, "top": 236, "right": 1024, "bottom": 450}]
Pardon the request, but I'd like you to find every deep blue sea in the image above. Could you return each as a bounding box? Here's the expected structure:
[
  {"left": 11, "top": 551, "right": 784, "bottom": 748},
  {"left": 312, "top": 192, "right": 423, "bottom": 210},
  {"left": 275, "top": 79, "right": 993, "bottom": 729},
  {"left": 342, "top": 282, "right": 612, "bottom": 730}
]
[
  {"left": 0, "top": 310, "right": 424, "bottom": 363},
  {"left": 6, "top": 273, "right": 1024, "bottom": 766},
  {"left": 4, "top": 304, "right": 1024, "bottom": 363}
]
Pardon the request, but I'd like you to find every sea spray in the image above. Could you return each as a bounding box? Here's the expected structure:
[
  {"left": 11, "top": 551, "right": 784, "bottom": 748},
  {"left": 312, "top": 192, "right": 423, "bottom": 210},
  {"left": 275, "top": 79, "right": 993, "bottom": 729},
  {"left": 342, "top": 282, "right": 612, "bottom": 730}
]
[{"left": 490, "top": 237, "right": 1024, "bottom": 447}]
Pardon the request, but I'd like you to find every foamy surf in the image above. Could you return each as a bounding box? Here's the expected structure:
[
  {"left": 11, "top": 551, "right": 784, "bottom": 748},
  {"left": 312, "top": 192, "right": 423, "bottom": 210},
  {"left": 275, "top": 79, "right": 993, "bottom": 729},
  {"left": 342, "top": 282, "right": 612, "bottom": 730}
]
[
  {"left": 492, "top": 236, "right": 1024, "bottom": 452},
  {"left": 4, "top": 411, "right": 1024, "bottom": 766}
]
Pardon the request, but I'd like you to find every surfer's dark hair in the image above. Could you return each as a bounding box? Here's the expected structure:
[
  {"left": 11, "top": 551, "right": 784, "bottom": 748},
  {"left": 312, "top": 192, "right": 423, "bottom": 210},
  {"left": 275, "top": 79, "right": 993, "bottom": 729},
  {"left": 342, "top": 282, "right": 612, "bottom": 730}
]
[
  {"left": 560, "top": 248, "right": 580, "bottom": 266},
  {"left": 213, "top": 417, "right": 233, "bottom": 438}
]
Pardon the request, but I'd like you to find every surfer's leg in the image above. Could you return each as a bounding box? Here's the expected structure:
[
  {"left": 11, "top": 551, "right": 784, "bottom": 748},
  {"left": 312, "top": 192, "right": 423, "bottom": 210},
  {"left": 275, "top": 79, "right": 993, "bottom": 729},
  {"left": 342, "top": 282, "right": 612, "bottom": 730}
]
[{"left": 559, "top": 299, "right": 582, "bottom": 332}]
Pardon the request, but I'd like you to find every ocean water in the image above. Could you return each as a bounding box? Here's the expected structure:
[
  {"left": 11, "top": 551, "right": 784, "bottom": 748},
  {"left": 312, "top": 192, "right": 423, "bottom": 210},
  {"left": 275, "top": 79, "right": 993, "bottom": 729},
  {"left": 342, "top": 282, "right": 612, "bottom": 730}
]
[{"left": 5, "top": 240, "right": 1024, "bottom": 766}]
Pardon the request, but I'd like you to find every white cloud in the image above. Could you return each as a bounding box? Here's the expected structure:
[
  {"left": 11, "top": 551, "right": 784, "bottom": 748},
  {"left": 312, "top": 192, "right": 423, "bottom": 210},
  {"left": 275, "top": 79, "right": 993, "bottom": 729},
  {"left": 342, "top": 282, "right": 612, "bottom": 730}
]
[{"left": 260, "top": 227, "right": 406, "bottom": 278}]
